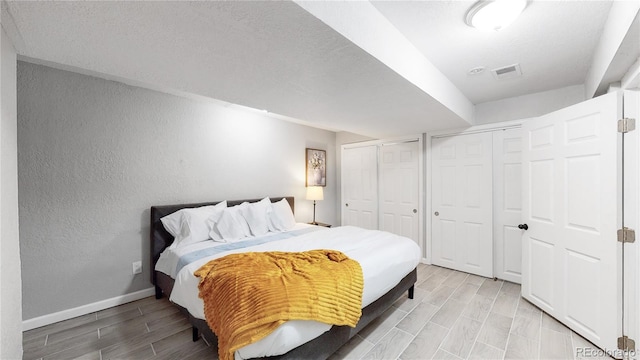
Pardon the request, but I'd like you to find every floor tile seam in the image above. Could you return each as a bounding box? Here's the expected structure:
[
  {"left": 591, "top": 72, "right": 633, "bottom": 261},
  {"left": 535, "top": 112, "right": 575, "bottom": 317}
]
[
  {"left": 432, "top": 313, "right": 466, "bottom": 360},
  {"left": 439, "top": 348, "right": 461, "bottom": 359},
  {"left": 23, "top": 330, "right": 100, "bottom": 360},
  {"left": 393, "top": 326, "right": 418, "bottom": 360},
  {"left": 455, "top": 312, "right": 489, "bottom": 359},
  {"left": 474, "top": 279, "right": 510, "bottom": 335},
  {"left": 50, "top": 311, "right": 149, "bottom": 342},
  {"left": 475, "top": 338, "right": 508, "bottom": 354},
  {"left": 569, "top": 331, "right": 589, "bottom": 360},
  {"left": 23, "top": 316, "right": 99, "bottom": 341},
  {"left": 367, "top": 321, "right": 399, "bottom": 349},
  {"left": 356, "top": 333, "right": 375, "bottom": 347},
  {"left": 540, "top": 317, "right": 572, "bottom": 337},
  {"left": 439, "top": 272, "right": 473, "bottom": 311},
  {"left": 97, "top": 321, "right": 190, "bottom": 359},
  {"left": 45, "top": 325, "right": 106, "bottom": 347},
  {"left": 535, "top": 300, "right": 543, "bottom": 360},
  {"left": 502, "top": 295, "right": 523, "bottom": 360},
  {"left": 424, "top": 274, "right": 473, "bottom": 329},
  {"left": 420, "top": 289, "right": 457, "bottom": 329}
]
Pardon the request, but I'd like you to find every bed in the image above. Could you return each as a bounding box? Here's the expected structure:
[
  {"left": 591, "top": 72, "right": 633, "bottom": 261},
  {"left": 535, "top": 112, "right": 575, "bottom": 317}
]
[{"left": 150, "top": 196, "right": 420, "bottom": 359}]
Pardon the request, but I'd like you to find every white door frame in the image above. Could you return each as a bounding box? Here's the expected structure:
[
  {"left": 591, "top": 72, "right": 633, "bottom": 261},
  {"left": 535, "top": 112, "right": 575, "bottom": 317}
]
[
  {"left": 425, "top": 120, "right": 526, "bottom": 264},
  {"left": 341, "top": 134, "right": 425, "bottom": 259},
  {"left": 622, "top": 90, "right": 639, "bottom": 356}
]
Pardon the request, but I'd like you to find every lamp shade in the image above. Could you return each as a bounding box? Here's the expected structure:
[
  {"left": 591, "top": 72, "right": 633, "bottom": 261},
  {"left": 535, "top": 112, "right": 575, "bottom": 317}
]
[{"left": 306, "top": 186, "right": 324, "bottom": 201}]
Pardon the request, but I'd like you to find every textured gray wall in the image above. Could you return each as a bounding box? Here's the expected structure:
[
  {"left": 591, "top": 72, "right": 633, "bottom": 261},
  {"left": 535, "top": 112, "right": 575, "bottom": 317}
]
[{"left": 18, "top": 62, "right": 336, "bottom": 320}]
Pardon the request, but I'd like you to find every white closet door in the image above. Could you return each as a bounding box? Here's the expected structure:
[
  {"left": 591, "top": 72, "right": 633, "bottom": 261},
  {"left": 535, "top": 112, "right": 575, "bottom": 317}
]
[
  {"left": 341, "top": 146, "right": 378, "bottom": 230},
  {"left": 379, "top": 141, "right": 420, "bottom": 245},
  {"left": 493, "top": 128, "right": 523, "bottom": 284},
  {"left": 522, "top": 91, "right": 620, "bottom": 352},
  {"left": 431, "top": 133, "right": 493, "bottom": 277}
]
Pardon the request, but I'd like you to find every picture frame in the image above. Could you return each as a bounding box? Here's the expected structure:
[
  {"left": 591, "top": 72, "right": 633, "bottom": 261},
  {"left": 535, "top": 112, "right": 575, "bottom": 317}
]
[{"left": 306, "top": 148, "right": 326, "bottom": 187}]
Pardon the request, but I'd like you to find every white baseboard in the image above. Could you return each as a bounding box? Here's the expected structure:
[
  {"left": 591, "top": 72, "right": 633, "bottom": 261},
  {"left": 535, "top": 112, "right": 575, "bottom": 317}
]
[{"left": 22, "top": 287, "right": 156, "bottom": 331}]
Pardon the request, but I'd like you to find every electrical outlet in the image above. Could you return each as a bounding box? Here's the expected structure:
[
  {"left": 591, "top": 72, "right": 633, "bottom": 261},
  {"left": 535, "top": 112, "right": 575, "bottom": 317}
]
[{"left": 132, "top": 261, "right": 142, "bottom": 275}]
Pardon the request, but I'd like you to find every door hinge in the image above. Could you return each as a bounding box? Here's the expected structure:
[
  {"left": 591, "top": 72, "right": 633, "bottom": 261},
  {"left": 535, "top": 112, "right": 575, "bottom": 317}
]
[
  {"left": 618, "top": 336, "right": 636, "bottom": 351},
  {"left": 618, "top": 228, "right": 636, "bottom": 243},
  {"left": 618, "top": 118, "right": 636, "bottom": 133}
]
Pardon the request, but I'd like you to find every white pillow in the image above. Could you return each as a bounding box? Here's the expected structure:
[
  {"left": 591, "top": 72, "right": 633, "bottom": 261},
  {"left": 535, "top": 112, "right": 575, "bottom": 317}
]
[
  {"left": 241, "top": 198, "right": 273, "bottom": 236},
  {"left": 269, "top": 198, "right": 296, "bottom": 231},
  {"left": 216, "top": 204, "right": 252, "bottom": 241},
  {"left": 205, "top": 201, "right": 228, "bottom": 242},
  {"left": 160, "top": 201, "right": 227, "bottom": 248},
  {"left": 235, "top": 203, "right": 252, "bottom": 237}
]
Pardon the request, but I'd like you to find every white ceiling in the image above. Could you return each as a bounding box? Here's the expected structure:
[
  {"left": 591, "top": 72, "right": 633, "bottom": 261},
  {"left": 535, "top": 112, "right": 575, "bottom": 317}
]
[
  {"left": 2, "top": 1, "right": 636, "bottom": 137},
  {"left": 371, "top": 0, "right": 613, "bottom": 104}
]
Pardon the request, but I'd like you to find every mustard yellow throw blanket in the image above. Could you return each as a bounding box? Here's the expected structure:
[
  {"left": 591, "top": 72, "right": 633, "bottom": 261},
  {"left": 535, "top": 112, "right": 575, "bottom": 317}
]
[{"left": 194, "top": 250, "right": 364, "bottom": 360}]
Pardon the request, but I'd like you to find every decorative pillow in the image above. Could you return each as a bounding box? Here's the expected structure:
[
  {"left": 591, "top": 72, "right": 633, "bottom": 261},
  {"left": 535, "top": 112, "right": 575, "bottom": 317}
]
[
  {"left": 241, "top": 197, "right": 273, "bottom": 236},
  {"left": 161, "top": 201, "right": 227, "bottom": 248},
  {"left": 215, "top": 204, "right": 252, "bottom": 241},
  {"left": 269, "top": 198, "right": 296, "bottom": 231}
]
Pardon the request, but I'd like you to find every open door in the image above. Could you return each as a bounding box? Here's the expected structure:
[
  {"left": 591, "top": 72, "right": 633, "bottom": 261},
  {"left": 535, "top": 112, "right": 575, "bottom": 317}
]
[{"left": 522, "top": 91, "right": 621, "bottom": 353}]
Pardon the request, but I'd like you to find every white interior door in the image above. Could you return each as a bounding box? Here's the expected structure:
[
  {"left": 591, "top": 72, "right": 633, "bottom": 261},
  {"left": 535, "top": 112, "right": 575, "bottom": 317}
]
[
  {"left": 493, "top": 128, "right": 523, "bottom": 284},
  {"left": 522, "top": 91, "right": 621, "bottom": 352},
  {"left": 431, "top": 133, "right": 493, "bottom": 277},
  {"left": 379, "top": 141, "right": 420, "bottom": 245},
  {"left": 341, "top": 145, "right": 378, "bottom": 230}
]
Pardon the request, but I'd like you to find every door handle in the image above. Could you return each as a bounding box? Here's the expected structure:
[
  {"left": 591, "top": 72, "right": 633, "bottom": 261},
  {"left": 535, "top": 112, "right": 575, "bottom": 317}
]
[
  {"left": 434, "top": 211, "right": 439, "bottom": 216},
  {"left": 345, "top": 203, "right": 349, "bottom": 207},
  {"left": 518, "top": 224, "right": 528, "bottom": 230},
  {"left": 413, "top": 209, "right": 417, "bottom": 214}
]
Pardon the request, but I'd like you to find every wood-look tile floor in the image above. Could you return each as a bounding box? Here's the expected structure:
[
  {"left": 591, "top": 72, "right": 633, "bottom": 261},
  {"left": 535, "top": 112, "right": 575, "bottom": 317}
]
[{"left": 23, "top": 264, "right": 610, "bottom": 360}]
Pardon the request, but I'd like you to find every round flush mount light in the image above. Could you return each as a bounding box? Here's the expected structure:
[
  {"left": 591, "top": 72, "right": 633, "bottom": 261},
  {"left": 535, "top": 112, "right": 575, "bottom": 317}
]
[
  {"left": 468, "top": 66, "right": 486, "bottom": 75},
  {"left": 465, "top": 0, "right": 527, "bottom": 31}
]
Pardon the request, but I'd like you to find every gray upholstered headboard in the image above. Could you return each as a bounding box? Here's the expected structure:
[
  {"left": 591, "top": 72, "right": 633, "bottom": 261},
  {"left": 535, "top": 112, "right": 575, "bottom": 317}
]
[{"left": 149, "top": 197, "right": 294, "bottom": 285}]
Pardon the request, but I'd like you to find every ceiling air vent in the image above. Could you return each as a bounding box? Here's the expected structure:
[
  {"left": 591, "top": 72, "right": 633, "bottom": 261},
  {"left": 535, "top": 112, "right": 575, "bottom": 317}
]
[{"left": 491, "top": 63, "right": 522, "bottom": 80}]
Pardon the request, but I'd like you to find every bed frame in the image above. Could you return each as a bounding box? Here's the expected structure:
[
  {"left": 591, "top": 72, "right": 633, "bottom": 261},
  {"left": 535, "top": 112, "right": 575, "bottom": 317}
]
[{"left": 150, "top": 196, "right": 417, "bottom": 359}]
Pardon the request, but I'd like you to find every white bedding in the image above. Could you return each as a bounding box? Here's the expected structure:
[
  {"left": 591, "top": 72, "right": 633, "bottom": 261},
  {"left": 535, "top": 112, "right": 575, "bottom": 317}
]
[{"left": 157, "top": 225, "right": 421, "bottom": 359}]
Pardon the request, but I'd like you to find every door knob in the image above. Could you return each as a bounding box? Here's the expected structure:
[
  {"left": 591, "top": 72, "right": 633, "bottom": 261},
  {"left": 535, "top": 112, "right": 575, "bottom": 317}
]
[
  {"left": 413, "top": 209, "right": 417, "bottom": 214},
  {"left": 434, "top": 211, "right": 439, "bottom": 216},
  {"left": 345, "top": 203, "right": 349, "bottom": 207},
  {"left": 518, "top": 224, "right": 528, "bottom": 230}
]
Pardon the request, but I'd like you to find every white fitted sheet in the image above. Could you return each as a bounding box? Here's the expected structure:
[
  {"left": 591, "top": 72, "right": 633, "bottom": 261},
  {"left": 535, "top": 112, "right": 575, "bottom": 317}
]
[{"left": 161, "top": 225, "right": 421, "bottom": 359}]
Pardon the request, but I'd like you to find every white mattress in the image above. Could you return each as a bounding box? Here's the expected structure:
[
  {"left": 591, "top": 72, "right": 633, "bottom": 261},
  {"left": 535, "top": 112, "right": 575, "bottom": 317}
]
[{"left": 157, "top": 225, "right": 421, "bottom": 359}]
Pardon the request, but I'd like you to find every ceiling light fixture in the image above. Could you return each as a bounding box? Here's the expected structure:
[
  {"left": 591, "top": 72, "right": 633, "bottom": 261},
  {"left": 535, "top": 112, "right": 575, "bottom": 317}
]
[{"left": 465, "top": 0, "right": 527, "bottom": 31}]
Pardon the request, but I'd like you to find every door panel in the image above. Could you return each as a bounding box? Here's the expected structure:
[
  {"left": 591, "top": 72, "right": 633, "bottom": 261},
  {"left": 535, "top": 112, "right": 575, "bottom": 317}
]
[
  {"left": 522, "top": 91, "right": 621, "bottom": 352},
  {"left": 432, "top": 133, "right": 493, "bottom": 277},
  {"left": 494, "top": 128, "right": 523, "bottom": 283},
  {"left": 379, "top": 141, "right": 420, "bottom": 245},
  {"left": 342, "top": 146, "right": 378, "bottom": 230}
]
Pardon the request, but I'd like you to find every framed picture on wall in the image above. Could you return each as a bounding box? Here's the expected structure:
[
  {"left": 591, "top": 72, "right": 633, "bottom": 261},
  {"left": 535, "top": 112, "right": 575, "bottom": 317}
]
[{"left": 306, "top": 148, "right": 326, "bottom": 187}]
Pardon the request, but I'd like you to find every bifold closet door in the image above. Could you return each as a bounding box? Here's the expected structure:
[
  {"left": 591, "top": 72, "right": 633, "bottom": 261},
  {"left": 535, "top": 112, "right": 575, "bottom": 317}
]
[
  {"left": 379, "top": 141, "right": 420, "bottom": 245},
  {"left": 342, "top": 146, "right": 378, "bottom": 230},
  {"left": 431, "top": 133, "right": 493, "bottom": 277}
]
